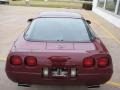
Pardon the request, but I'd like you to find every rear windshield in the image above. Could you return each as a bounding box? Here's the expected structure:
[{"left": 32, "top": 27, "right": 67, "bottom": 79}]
[{"left": 24, "top": 18, "right": 91, "bottom": 42}]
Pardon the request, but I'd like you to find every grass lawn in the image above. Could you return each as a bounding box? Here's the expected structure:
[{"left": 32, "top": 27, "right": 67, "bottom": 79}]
[{"left": 9, "top": 0, "right": 92, "bottom": 9}]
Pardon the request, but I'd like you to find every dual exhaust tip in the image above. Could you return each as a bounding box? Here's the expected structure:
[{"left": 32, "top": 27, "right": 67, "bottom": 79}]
[{"left": 18, "top": 83, "right": 31, "bottom": 87}]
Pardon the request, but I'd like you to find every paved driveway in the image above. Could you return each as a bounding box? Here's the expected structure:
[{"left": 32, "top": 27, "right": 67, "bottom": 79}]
[{"left": 0, "top": 5, "right": 120, "bottom": 90}]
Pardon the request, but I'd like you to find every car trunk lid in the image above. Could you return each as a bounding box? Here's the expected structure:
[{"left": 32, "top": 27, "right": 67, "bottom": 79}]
[{"left": 46, "top": 42, "right": 96, "bottom": 51}]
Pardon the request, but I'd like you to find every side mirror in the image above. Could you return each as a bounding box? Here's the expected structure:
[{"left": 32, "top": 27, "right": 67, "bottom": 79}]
[
  {"left": 86, "top": 20, "right": 91, "bottom": 24},
  {"left": 27, "top": 18, "right": 34, "bottom": 22}
]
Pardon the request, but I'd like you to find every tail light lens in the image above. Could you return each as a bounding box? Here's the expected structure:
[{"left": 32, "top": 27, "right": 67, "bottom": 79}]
[
  {"left": 10, "top": 55, "right": 22, "bottom": 65},
  {"left": 83, "top": 57, "right": 95, "bottom": 68},
  {"left": 25, "top": 56, "right": 37, "bottom": 66},
  {"left": 98, "top": 57, "right": 109, "bottom": 67}
]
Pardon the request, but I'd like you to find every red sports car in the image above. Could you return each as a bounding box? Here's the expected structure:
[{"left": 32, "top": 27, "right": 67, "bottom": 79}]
[{"left": 5, "top": 12, "right": 113, "bottom": 88}]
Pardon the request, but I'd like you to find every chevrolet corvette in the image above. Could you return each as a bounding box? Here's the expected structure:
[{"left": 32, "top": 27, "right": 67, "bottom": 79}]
[{"left": 5, "top": 12, "right": 113, "bottom": 88}]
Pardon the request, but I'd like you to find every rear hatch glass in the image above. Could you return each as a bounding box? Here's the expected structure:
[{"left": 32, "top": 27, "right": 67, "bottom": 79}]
[{"left": 25, "top": 18, "right": 92, "bottom": 42}]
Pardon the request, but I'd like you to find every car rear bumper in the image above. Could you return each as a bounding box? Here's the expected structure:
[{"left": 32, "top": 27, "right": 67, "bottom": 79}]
[{"left": 6, "top": 71, "right": 112, "bottom": 85}]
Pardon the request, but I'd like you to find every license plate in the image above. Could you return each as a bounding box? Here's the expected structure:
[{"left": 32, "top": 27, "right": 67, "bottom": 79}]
[{"left": 51, "top": 68, "right": 68, "bottom": 77}]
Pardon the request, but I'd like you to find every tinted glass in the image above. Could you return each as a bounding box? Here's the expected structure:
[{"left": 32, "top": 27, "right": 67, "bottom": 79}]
[{"left": 25, "top": 18, "right": 91, "bottom": 42}]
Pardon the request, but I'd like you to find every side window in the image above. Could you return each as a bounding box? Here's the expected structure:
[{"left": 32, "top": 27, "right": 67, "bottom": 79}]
[{"left": 85, "top": 21, "right": 96, "bottom": 40}]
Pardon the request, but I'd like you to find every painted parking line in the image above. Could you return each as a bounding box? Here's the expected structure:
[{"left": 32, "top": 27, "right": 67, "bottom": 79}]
[
  {"left": 85, "top": 13, "right": 120, "bottom": 88},
  {"left": 107, "top": 81, "right": 120, "bottom": 88},
  {"left": 93, "top": 20, "right": 120, "bottom": 45},
  {"left": 83, "top": 10, "right": 120, "bottom": 45},
  {"left": 0, "top": 56, "right": 6, "bottom": 61},
  {"left": 81, "top": 10, "right": 120, "bottom": 88}
]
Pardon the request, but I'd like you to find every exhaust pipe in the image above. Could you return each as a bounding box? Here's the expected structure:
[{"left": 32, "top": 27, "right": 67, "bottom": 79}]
[
  {"left": 87, "top": 85, "right": 100, "bottom": 88},
  {"left": 18, "top": 83, "right": 31, "bottom": 87}
]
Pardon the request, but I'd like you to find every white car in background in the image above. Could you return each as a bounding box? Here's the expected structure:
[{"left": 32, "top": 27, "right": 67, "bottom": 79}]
[{"left": 0, "top": 0, "right": 9, "bottom": 4}]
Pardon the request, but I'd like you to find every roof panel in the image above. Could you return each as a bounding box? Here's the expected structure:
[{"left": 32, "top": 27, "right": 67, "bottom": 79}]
[{"left": 38, "top": 11, "right": 82, "bottom": 19}]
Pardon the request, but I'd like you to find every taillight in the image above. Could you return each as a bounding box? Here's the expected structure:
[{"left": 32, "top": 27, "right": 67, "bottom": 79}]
[
  {"left": 98, "top": 57, "right": 109, "bottom": 67},
  {"left": 83, "top": 57, "right": 95, "bottom": 68},
  {"left": 10, "top": 55, "right": 22, "bottom": 65},
  {"left": 25, "top": 56, "right": 37, "bottom": 66}
]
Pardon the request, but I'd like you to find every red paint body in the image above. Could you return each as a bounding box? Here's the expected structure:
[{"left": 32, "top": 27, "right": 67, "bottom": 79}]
[{"left": 5, "top": 12, "right": 113, "bottom": 86}]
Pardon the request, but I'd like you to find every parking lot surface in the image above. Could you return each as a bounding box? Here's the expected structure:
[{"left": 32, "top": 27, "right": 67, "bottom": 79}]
[{"left": 0, "top": 5, "right": 120, "bottom": 90}]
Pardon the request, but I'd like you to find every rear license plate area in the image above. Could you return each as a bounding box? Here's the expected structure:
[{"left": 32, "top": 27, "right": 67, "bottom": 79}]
[{"left": 51, "top": 68, "right": 68, "bottom": 77}]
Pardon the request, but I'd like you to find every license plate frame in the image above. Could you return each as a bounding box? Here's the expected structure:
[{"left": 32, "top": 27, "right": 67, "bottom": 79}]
[{"left": 51, "top": 68, "right": 68, "bottom": 77}]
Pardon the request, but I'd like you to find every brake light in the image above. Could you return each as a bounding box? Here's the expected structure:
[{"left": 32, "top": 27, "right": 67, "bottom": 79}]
[
  {"left": 83, "top": 57, "right": 95, "bottom": 68},
  {"left": 98, "top": 57, "right": 109, "bottom": 67},
  {"left": 25, "top": 56, "right": 37, "bottom": 66},
  {"left": 10, "top": 55, "right": 22, "bottom": 65}
]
